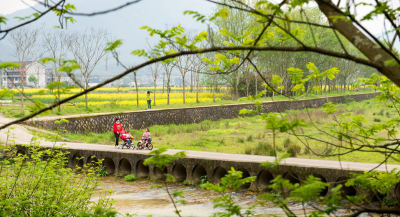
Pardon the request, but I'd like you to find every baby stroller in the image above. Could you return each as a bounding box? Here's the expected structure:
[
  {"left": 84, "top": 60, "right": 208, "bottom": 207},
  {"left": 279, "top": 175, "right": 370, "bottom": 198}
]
[{"left": 119, "top": 131, "right": 135, "bottom": 149}]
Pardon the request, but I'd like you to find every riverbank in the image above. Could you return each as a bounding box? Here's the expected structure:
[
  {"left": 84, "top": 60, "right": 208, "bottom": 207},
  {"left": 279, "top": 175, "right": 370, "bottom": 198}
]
[{"left": 96, "top": 176, "right": 323, "bottom": 217}]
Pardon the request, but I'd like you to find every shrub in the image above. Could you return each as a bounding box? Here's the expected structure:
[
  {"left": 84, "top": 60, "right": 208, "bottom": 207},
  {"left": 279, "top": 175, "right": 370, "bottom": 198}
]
[
  {"left": 244, "top": 146, "right": 252, "bottom": 155},
  {"left": 373, "top": 118, "right": 381, "bottom": 122},
  {"left": 283, "top": 138, "right": 292, "bottom": 148},
  {"left": 97, "top": 166, "right": 109, "bottom": 177},
  {"left": 124, "top": 174, "right": 138, "bottom": 182},
  {"left": 287, "top": 143, "right": 301, "bottom": 157},
  {"left": 246, "top": 135, "right": 253, "bottom": 142},
  {"left": 0, "top": 145, "right": 112, "bottom": 216},
  {"left": 244, "top": 142, "right": 275, "bottom": 156},
  {"left": 237, "top": 138, "right": 245, "bottom": 143}
]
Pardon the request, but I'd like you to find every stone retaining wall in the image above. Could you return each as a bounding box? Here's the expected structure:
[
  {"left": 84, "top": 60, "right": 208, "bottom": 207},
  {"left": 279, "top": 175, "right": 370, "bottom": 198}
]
[{"left": 24, "top": 92, "right": 380, "bottom": 134}]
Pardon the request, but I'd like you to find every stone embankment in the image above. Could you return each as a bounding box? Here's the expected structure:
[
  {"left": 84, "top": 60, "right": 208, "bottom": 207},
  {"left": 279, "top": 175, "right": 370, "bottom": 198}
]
[{"left": 25, "top": 92, "right": 379, "bottom": 134}]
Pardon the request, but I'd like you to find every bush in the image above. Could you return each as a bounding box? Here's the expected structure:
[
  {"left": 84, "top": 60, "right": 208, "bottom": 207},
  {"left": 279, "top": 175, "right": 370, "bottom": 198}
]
[
  {"left": 244, "top": 142, "right": 275, "bottom": 156},
  {"left": 124, "top": 174, "right": 138, "bottom": 182},
  {"left": 287, "top": 143, "right": 301, "bottom": 157},
  {"left": 373, "top": 118, "right": 381, "bottom": 122},
  {"left": 0, "top": 145, "right": 112, "bottom": 216},
  {"left": 283, "top": 138, "right": 292, "bottom": 148},
  {"left": 246, "top": 135, "right": 253, "bottom": 142},
  {"left": 237, "top": 138, "right": 245, "bottom": 143},
  {"left": 97, "top": 166, "right": 109, "bottom": 177}
]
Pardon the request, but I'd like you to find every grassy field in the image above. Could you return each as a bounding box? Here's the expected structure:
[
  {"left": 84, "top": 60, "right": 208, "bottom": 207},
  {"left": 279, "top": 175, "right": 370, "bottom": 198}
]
[
  {"left": 31, "top": 97, "right": 399, "bottom": 164},
  {"left": 1, "top": 87, "right": 374, "bottom": 118}
]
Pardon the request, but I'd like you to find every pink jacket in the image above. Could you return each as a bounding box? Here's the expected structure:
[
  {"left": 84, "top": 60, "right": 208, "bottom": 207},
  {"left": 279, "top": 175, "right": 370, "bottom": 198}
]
[{"left": 142, "top": 131, "right": 151, "bottom": 139}]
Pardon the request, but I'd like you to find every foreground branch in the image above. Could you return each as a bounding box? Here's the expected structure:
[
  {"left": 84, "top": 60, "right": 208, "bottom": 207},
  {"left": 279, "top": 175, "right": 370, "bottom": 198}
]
[{"left": 0, "top": 45, "right": 378, "bottom": 130}]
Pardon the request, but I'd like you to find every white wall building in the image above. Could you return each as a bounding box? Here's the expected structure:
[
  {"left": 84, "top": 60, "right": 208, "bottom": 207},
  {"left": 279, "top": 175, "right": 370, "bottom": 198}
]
[{"left": 2, "top": 61, "right": 47, "bottom": 88}]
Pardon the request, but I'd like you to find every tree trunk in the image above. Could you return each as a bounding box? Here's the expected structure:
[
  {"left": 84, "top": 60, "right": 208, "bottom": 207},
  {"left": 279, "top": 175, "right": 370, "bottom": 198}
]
[
  {"left": 57, "top": 86, "right": 61, "bottom": 112},
  {"left": 182, "top": 76, "right": 186, "bottom": 104},
  {"left": 234, "top": 71, "right": 239, "bottom": 99},
  {"left": 167, "top": 80, "right": 170, "bottom": 105},
  {"left": 190, "top": 71, "right": 193, "bottom": 92},
  {"left": 213, "top": 74, "right": 216, "bottom": 103},
  {"left": 134, "top": 72, "right": 138, "bottom": 107},
  {"left": 196, "top": 72, "right": 200, "bottom": 103},
  {"left": 316, "top": 0, "right": 400, "bottom": 86},
  {"left": 85, "top": 81, "right": 88, "bottom": 108},
  {"left": 255, "top": 73, "right": 258, "bottom": 95},
  {"left": 20, "top": 80, "right": 24, "bottom": 115},
  {"left": 162, "top": 72, "right": 165, "bottom": 94},
  {"left": 246, "top": 75, "right": 249, "bottom": 97},
  {"left": 153, "top": 78, "right": 157, "bottom": 106}
]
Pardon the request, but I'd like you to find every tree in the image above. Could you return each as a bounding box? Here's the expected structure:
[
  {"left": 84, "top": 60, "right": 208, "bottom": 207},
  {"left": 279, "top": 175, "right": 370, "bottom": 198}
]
[
  {"left": 28, "top": 75, "right": 38, "bottom": 88},
  {"left": 9, "top": 27, "right": 39, "bottom": 115},
  {"left": 176, "top": 55, "right": 192, "bottom": 104},
  {"left": 150, "top": 62, "right": 161, "bottom": 106},
  {"left": 42, "top": 30, "right": 68, "bottom": 112},
  {"left": 162, "top": 61, "right": 175, "bottom": 105},
  {"left": 133, "top": 71, "right": 139, "bottom": 107},
  {"left": 2, "top": 0, "right": 400, "bottom": 215},
  {"left": 66, "top": 29, "right": 108, "bottom": 108},
  {"left": 46, "top": 81, "right": 73, "bottom": 110}
]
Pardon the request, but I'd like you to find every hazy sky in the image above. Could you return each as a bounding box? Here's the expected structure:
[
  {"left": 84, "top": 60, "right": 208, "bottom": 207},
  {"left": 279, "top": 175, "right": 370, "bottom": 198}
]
[{"left": 0, "top": 0, "right": 37, "bottom": 15}]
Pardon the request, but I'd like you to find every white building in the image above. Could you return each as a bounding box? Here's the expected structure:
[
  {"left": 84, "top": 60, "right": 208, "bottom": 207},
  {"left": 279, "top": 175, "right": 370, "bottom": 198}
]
[{"left": 2, "top": 61, "right": 47, "bottom": 88}]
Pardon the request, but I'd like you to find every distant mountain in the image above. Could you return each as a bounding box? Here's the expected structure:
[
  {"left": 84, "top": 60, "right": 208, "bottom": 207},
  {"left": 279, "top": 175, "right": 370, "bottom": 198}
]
[{"left": 0, "top": 0, "right": 216, "bottom": 84}]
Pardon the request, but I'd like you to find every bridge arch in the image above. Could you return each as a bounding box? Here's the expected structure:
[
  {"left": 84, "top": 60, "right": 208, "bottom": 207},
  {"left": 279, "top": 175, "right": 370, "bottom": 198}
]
[
  {"left": 87, "top": 155, "right": 99, "bottom": 165},
  {"left": 257, "top": 170, "right": 274, "bottom": 191},
  {"left": 136, "top": 160, "right": 149, "bottom": 178},
  {"left": 71, "top": 154, "right": 84, "bottom": 168},
  {"left": 172, "top": 163, "right": 187, "bottom": 182},
  {"left": 102, "top": 157, "right": 115, "bottom": 175},
  {"left": 336, "top": 177, "right": 356, "bottom": 196},
  {"left": 118, "top": 158, "right": 132, "bottom": 175},
  {"left": 283, "top": 172, "right": 300, "bottom": 184},
  {"left": 238, "top": 169, "right": 251, "bottom": 189},
  {"left": 192, "top": 164, "right": 207, "bottom": 184},
  {"left": 153, "top": 167, "right": 168, "bottom": 180},
  {"left": 212, "top": 166, "right": 227, "bottom": 184},
  {"left": 309, "top": 174, "right": 328, "bottom": 196},
  {"left": 394, "top": 183, "right": 400, "bottom": 202}
]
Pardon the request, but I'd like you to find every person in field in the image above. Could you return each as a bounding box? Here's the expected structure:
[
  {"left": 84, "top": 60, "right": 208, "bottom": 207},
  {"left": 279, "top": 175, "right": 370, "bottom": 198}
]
[
  {"left": 146, "top": 91, "right": 151, "bottom": 109},
  {"left": 113, "top": 118, "right": 123, "bottom": 147}
]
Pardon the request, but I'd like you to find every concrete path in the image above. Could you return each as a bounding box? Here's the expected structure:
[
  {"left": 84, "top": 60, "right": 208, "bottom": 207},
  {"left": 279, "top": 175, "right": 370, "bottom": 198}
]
[
  {"left": 1, "top": 118, "right": 399, "bottom": 173},
  {"left": 0, "top": 115, "right": 399, "bottom": 173}
]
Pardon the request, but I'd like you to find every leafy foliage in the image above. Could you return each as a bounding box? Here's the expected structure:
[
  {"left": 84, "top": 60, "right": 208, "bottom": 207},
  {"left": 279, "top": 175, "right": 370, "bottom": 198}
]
[
  {"left": 202, "top": 167, "right": 256, "bottom": 217},
  {"left": 0, "top": 144, "right": 113, "bottom": 216}
]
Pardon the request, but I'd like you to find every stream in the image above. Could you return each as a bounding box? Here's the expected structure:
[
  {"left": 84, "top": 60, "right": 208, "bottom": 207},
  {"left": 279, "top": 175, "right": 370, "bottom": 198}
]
[{"left": 96, "top": 177, "right": 315, "bottom": 217}]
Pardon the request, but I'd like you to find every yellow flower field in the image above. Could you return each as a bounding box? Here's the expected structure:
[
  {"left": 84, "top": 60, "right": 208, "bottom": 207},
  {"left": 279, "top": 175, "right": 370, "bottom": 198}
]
[{"left": 30, "top": 91, "right": 228, "bottom": 106}]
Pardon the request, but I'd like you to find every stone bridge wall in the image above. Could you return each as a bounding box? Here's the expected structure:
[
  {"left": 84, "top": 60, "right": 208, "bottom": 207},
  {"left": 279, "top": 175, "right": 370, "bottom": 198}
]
[
  {"left": 25, "top": 92, "right": 379, "bottom": 134},
  {"left": 14, "top": 145, "right": 362, "bottom": 195}
]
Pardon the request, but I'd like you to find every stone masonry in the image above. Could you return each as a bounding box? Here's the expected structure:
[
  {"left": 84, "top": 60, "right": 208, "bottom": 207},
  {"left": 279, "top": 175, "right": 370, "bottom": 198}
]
[{"left": 24, "top": 92, "right": 380, "bottom": 134}]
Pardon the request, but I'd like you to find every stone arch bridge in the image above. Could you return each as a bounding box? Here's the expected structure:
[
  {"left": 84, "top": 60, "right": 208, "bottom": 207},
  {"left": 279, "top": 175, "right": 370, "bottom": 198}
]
[{"left": 16, "top": 142, "right": 400, "bottom": 198}]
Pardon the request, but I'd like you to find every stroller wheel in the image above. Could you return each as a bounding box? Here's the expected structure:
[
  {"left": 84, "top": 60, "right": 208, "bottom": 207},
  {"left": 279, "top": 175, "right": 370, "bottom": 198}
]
[{"left": 137, "top": 141, "right": 143, "bottom": 150}]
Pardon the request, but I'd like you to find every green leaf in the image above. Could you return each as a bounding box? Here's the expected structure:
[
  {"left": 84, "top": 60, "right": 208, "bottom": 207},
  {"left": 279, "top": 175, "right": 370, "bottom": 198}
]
[
  {"left": 0, "top": 62, "right": 21, "bottom": 70},
  {"left": 0, "top": 16, "right": 7, "bottom": 24},
  {"left": 210, "top": 8, "right": 229, "bottom": 21},
  {"left": 39, "top": 57, "right": 56, "bottom": 64},
  {"left": 104, "top": 40, "right": 123, "bottom": 51}
]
